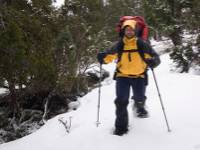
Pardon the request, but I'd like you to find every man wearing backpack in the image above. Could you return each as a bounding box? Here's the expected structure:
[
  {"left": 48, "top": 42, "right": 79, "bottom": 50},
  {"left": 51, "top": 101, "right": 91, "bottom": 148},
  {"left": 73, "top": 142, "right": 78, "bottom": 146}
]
[{"left": 97, "top": 18, "right": 160, "bottom": 136}]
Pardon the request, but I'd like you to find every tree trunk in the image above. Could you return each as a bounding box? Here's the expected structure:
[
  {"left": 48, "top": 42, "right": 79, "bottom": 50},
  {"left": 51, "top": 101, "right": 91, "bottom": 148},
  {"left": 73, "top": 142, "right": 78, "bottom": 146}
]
[
  {"left": 169, "top": 26, "right": 182, "bottom": 46},
  {"left": 168, "top": 0, "right": 183, "bottom": 46},
  {"left": 8, "top": 80, "right": 20, "bottom": 118}
]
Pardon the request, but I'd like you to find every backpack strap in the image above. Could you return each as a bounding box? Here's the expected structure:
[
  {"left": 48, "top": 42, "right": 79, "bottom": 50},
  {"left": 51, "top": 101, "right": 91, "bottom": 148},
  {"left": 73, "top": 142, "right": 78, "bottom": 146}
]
[
  {"left": 136, "top": 39, "right": 146, "bottom": 62},
  {"left": 137, "top": 38, "right": 161, "bottom": 68},
  {"left": 116, "top": 39, "right": 124, "bottom": 62}
]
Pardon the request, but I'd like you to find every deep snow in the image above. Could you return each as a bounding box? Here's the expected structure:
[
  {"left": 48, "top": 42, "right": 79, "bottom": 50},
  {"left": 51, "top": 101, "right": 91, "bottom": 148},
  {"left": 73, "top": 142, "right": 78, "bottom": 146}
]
[{"left": 1, "top": 41, "right": 200, "bottom": 150}]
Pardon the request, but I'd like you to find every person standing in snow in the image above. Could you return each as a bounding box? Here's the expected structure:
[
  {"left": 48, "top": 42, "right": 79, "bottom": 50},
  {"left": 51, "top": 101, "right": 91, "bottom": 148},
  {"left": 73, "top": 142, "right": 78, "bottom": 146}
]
[{"left": 97, "top": 19, "right": 160, "bottom": 136}]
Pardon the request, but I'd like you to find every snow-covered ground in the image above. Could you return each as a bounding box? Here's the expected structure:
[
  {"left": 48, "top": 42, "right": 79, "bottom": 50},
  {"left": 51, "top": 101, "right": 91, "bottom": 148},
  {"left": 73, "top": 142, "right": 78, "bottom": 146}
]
[
  {"left": 53, "top": 0, "right": 65, "bottom": 7},
  {"left": 1, "top": 41, "right": 200, "bottom": 150},
  {"left": 0, "top": 88, "right": 8, "bottom": 94}
]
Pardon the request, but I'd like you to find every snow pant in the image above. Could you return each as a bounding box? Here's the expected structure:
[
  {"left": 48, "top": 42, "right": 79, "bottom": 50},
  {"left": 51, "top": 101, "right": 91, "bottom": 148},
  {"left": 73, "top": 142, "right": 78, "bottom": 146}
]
[
  {"left": 115, "top": 77, "right": 146, "bottom": 130},
  {"left": 132, "top": 71, "right": 148, "bottom": 100}
]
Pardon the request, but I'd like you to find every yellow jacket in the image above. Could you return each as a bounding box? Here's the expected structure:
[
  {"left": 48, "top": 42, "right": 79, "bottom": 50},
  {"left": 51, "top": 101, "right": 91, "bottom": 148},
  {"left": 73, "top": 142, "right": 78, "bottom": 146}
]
[{"left": 103, "top": 37, "right": 153, "bottom": 78}]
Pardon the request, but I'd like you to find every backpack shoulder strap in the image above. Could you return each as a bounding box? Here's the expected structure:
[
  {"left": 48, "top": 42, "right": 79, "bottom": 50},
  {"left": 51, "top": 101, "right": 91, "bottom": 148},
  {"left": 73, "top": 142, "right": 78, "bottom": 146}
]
[
  {"left": 137, "top": 38, "right": 161, "bottom": 67},
  {"left": 116, "top": 39, "right": 124, "bottom": 62},
  {"left": 136, "top": 38, "right": 147, "bottom": 63}
]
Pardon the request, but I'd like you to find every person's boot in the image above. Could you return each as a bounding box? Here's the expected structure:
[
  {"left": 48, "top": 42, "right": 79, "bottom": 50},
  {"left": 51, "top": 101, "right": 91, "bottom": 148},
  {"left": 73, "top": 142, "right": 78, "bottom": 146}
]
[
  {"left": 134, "top": 101, "right": 149, "bottom": 118},
  {"left": 113, "top": 128, "right": 128, "bottom": 136}
]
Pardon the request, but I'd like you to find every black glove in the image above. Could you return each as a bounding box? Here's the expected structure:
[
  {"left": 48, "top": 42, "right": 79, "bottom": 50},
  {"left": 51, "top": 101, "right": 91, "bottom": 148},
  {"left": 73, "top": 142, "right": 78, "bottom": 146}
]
[
  {"left": 97, "top": 52, "right": 106, "bottom": 64},
  {"left": 145, "top": 57, "right": 160, "bottom": 68}
]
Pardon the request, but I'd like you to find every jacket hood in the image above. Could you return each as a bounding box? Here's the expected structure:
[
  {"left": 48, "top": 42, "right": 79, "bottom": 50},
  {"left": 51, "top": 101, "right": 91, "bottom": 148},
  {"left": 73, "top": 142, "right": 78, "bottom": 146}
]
[{"left": 121, "top": 20, "right": 137, "bottom": 29}]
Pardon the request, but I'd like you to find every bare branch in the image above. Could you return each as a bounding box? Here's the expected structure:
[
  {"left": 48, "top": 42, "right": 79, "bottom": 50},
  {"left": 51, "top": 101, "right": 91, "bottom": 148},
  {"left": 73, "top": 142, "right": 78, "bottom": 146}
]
[{"left": 58, "top": 117, "right": 72, "bottom": 133}]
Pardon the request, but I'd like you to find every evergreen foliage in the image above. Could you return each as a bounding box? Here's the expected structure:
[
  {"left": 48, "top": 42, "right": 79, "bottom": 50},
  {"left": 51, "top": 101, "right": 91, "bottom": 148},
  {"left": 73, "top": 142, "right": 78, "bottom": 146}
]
[{"left": 143, "top": 0, "right": 200, "bottom": 72}]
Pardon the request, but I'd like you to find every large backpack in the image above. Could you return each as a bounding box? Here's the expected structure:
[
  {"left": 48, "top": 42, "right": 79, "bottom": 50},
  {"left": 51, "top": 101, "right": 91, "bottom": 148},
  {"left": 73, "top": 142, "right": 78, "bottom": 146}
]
[{"left": 115, "top": 16, "right": 149, "bottom": 41}]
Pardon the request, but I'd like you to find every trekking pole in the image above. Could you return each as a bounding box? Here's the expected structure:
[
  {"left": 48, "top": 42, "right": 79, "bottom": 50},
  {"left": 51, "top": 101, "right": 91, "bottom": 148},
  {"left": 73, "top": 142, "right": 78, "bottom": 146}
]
[
  {"left": 96, "top": 64, "right": 102, "bottom": 127},
  {"left": 151, "top": 68, "right": 171, "bottom": 132}
]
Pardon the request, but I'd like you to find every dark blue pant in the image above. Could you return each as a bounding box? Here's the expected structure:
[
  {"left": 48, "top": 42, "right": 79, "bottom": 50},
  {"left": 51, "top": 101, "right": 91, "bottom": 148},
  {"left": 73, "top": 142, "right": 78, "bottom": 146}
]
[{"left": 115, "top": 77, "right": 146, "bottom": 130}]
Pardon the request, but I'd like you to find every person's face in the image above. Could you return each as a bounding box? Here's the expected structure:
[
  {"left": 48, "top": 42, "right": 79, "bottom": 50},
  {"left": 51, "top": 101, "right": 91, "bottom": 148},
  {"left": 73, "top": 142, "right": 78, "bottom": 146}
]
[{"left": 124, "top": 26, "right": 135, "bottom": 38}]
